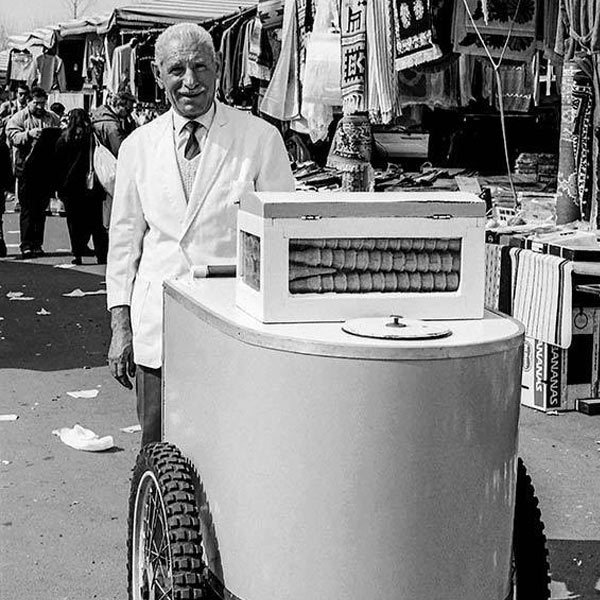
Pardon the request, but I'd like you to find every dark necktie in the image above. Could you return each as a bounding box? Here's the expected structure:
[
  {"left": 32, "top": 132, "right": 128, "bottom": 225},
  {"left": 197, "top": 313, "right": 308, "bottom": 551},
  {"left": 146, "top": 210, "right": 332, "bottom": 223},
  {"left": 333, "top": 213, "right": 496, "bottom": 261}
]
[{"left": 183, "top": 120, "right": 201, "bottom": 160}]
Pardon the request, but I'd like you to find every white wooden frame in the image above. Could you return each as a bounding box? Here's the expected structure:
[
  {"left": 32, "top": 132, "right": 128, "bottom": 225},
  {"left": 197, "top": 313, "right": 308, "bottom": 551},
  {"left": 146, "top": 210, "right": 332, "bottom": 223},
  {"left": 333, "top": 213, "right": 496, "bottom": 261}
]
[{"left": 236, "top": 211, "right": 486, "bottom": 323}]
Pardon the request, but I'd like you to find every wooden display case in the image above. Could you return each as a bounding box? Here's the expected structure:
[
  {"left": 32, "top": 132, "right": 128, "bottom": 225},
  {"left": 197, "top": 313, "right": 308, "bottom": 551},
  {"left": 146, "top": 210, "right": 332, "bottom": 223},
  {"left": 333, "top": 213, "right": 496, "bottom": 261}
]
[{"left": 236, "top": 191, "right": 486, "bottom": 323}]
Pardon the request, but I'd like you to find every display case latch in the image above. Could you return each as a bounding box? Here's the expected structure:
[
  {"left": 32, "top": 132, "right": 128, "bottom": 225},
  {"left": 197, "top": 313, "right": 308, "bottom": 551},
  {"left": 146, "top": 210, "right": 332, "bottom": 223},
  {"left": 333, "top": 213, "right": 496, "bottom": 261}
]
[
  {"left": 301, "top": 214, "right": 322, "bottom": 220},
  {"left": 428, "top": 214, "right": 453, "bottom": 220}
]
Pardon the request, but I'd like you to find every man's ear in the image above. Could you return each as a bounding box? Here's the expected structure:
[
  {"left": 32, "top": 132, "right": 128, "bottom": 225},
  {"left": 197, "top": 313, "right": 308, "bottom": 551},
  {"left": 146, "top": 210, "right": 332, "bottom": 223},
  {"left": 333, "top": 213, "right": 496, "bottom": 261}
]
[{"left": 151, "top": 61, "right": 164, "bottom": 89}]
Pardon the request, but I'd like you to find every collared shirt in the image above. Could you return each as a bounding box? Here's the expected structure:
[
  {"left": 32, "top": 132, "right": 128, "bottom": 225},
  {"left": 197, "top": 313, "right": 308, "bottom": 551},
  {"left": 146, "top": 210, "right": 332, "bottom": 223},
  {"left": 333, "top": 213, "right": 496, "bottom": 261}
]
[{"left": 172, "top": 103, "right": 215, "bottom": 160}]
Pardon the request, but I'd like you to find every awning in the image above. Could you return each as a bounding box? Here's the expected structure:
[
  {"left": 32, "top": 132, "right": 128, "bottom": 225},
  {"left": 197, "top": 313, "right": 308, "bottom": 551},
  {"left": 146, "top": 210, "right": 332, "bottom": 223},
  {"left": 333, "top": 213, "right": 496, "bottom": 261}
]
[
  {"left": 58, "top": 15, "right": 112, "bottom": 37},
  {"left": 100, "top": 0, "right": 257, "bottom": 32},
  {"left": 8, "top": 26, "right": 60, "bottom": 51}
]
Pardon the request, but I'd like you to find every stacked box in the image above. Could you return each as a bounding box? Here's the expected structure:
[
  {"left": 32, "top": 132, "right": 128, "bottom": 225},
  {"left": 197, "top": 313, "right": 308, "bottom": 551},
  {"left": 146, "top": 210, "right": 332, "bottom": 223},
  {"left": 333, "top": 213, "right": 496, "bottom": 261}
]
[{"left": 521, "top": 307, "right": 600, "bottom": 411}]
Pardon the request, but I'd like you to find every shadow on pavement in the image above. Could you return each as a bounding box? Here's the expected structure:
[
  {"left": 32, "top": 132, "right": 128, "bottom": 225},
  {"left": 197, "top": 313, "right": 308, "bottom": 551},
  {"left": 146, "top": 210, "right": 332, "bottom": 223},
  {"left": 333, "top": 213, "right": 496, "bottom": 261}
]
[
  {"left": 548, "top": 539, "right": 600, "bottom": 599},
  {"left": 0, "top": 261, "right": 109, "bottom": 370}
]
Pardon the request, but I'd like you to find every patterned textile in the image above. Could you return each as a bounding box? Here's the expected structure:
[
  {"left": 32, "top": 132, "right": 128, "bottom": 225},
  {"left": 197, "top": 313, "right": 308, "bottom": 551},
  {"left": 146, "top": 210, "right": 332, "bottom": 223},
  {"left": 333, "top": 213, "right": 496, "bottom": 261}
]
[
  {"left": 556, "top": 59, "right": 595, "bottom": 223},
  {"left": 571, "top": 71, "right": 595, "bottom": 222},
  {"left": 340, "top": 0, "right": 368, "bottom": 115},
  {"left": 367, "top": 0, "right": 399, "bottom": 123},
  {"left": 512, "top": 249, "right": 573, "bottom": 349},
  {"left": 258, "top": 0, "right": 285, "bottom": 29},
  {"left": 327, "top": 114, "right": 372, "bottom": 172},
  {"left": 452, "top": 0, "right": 538, "bottom": 61},
  {"left": 393, "top": 0, "right": 442, "bottom": 70},
  {"left": 556, "top": 61, "right": 578, "bottom": 222},
  {"left": 484, "top": 242, "right": 502, "bottom": 310}
]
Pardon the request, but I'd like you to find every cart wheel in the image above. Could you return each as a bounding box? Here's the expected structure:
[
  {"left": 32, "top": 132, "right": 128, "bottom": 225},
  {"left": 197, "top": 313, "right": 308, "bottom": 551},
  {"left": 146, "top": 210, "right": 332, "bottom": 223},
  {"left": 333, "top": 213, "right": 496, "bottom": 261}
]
[
  {"left": 128, "top": 442, "right": 224, "bottom": 600},
  {"left": 510, "top": 458, "right": 551, "bottom": 600}
]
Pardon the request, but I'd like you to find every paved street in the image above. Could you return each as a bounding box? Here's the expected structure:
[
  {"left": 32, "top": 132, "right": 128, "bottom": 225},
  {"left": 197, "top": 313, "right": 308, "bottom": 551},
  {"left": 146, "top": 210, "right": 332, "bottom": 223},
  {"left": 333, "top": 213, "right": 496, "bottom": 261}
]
[{"left": 1, "top": 209, "right": 599, "bottom": 599}]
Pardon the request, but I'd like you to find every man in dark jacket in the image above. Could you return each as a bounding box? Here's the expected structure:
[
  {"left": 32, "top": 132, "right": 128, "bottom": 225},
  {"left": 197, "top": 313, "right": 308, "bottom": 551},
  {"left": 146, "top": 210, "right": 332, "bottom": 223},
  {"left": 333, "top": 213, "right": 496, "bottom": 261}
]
[{"left": 91, "top": 91, "right": 136, "bottom": 158}]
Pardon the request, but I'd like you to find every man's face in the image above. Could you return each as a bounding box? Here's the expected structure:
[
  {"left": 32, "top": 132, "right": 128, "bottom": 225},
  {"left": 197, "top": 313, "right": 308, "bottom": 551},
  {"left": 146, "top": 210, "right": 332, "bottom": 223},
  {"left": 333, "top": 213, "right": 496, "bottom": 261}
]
[
  {"left": 154, "top": 38, "right": 220, "bottom": 119},
  {"left": 29, "top": 96, "right": 46, "bottom": 118},
  {"left": 17, "top": 89, "right": 29, "bottom": 107},
  {"left": 115, "top": 99, "right": 134, "bottom": 119}
]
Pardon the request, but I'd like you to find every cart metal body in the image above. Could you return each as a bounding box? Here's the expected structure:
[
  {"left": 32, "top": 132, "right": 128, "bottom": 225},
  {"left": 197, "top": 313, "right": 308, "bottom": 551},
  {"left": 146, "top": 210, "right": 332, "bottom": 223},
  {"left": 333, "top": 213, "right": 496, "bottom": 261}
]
[{"left": 159, "top": 277, "right": 526, "bottom": 600}]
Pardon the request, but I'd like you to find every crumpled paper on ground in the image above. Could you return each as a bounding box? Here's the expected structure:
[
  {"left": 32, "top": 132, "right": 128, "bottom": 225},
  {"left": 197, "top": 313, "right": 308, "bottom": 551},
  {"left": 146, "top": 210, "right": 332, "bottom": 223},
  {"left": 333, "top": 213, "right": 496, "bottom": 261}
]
[
  {"left": 7, "top": 292, "right": 34, "bottom": 301},
  {"left": 67, "top": 389, "right": 99, "bottom": 399},
  {"left": 52, "top": 424, "right": 114, "bottom": 452},
  {"left": 63, "top": 289, "right": 107, "bottom": 298},
  {"left": 120, "top": 424, "right": 142, "bottom": 433}
]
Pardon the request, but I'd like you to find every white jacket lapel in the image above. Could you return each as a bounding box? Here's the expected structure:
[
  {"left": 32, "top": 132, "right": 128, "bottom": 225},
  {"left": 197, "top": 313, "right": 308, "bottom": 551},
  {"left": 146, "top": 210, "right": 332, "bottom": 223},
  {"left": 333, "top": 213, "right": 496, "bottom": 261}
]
[
  {"left": 156, "top": 111, "right": 187, "bottom": 214},
  {"left": 181, "top": 103, "right": 230, "bottom": 239}
]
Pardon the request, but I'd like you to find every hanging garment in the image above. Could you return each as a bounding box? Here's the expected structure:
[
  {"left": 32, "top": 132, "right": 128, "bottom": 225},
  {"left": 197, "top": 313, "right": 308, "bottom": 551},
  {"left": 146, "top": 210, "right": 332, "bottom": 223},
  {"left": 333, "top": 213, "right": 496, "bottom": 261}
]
[
  {"left": 571, "top": 68, "right": 595, "bottom": 222},
  {"left": 260, "top": 0, "right": 302, "bottom": 120},
  {"left": 9, "top": 51, "right": 36, "bottom": 86},
  {"left": 452, "top": 0, "right": 538, "bottom": 61},
  {"left": 220, "top": 17, "right": 246, "bottom": 104},
  {"left": 556, "top": 59, "right": 595, "bottom": 223},
  {"left": 35, "top": 54, "right": 67, "bottom": 92},
  {"left": 135, "top": 40, "right": 157, "bottom": 102},
  {"left": 248, "top": 16, "right": 274, "bottom": 81},
  {"left": 554, "top": 0, "right": 600, "bottom": 59},
  {"left": 108, "top": 43, "right": 133, "bottom": 95},
  {"left": 339, "top": 0, "right": 368, "bottom": 115},
  {"left": 393, "top": 0, "right": 442, "bottom": 70},
  {"left": 495, "top": 63, "right": 533, "bottom": 112},
  {"left": 301, "top": 0, "right": 340, "bottom": 142},
  {"left": 367, "top": 0, "right": 398, "bottom": 124}
]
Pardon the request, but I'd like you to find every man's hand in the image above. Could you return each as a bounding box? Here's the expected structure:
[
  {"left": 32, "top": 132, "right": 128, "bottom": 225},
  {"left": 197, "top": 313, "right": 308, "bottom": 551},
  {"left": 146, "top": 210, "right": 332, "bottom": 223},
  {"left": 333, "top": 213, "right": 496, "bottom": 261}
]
[
  {"left": 28, "top": 128, "right": 42, "bottom": 140},
  {"left": 108, "top": 305, "right": 136, "bottom": 389}
]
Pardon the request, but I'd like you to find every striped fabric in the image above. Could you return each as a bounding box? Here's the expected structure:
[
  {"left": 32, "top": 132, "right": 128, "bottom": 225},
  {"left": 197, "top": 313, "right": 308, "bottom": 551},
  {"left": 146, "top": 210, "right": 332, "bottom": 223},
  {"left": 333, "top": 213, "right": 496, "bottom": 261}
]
[
  {"left": 366, "top": 0, "right": 398, "bottom": 124},
  {"left": 512, "top": 249, "right": 574, "bottom": 349}
]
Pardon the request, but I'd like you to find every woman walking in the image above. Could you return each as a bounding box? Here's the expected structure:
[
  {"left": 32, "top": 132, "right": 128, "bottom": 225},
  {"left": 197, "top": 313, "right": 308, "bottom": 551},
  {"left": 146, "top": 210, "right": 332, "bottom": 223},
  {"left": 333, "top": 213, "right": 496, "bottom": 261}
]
[{"left": 55, "top": 108, "right": 108, "bottom": 264}]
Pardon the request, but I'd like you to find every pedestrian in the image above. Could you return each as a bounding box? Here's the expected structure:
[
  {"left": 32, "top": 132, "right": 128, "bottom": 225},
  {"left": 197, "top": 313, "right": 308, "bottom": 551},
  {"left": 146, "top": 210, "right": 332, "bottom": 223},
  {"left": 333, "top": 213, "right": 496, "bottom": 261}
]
[
  {"left": 0, "top": 83, "right": 30, "bottom": 215},
  {"left": 6, "top": 86, "right": 60, "bottom": 258},
  {"left": 91, "top": 91, "right": 136, "bottom": 229},
  {"left": 0, "top": 83, "right": 30, "bottom": 119},
  {"left": 91, "top": 91, "right": 136, "bottom": 158},
  {"left": 49, "top": 102, "right": 67, "bottom": 125},
  {"left": 54, "top": 108, "right": 108, "bottom": 265},
  {"left": 106, "top": 22, "right": 294, "bottom": 445}
]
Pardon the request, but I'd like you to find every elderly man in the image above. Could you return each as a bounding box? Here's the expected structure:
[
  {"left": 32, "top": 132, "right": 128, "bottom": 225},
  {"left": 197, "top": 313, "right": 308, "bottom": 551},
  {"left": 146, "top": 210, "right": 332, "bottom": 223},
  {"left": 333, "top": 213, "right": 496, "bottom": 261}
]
[
  {"left": 107, "top": 23, "right": 295, "bottom": 445},
  {"left": 6, "top": 86, "right": 60, "bottom": 258}
]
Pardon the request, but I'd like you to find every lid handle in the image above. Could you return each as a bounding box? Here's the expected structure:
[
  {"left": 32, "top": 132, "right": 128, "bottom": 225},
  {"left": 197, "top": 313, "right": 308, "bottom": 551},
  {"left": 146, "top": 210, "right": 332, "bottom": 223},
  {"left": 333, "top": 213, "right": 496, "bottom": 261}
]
[{"left": 387, "top": 315, "right": 407, "bottom": 328}]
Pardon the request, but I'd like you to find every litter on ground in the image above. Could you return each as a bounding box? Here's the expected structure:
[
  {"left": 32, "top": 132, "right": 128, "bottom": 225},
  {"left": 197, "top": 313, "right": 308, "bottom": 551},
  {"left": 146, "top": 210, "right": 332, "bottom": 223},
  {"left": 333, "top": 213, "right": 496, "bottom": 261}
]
[
  {"left": 52, "top": 424, "right": 114, "bottom": 452},
  {"left": 54, "top": 264, "right": 77, "bottom": 270},
  {"left": 36, "top": 308, "right": 51, "bottom": 316},
  {"left": 0, "top": 414, "right": 19, "bottom": 421},
  {"left": 63, "top": 289, "right": 107, "bottom": 298},
  {"left": 120, "top": 424, "right": 142, "bottom": 433},
  {"left": 66, "top": 389, "right": 100, "bottom": 399}
]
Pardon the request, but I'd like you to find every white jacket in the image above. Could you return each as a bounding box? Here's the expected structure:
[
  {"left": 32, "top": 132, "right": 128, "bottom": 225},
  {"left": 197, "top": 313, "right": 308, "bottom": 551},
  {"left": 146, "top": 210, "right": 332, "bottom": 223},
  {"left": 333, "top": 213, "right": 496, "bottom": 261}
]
[{"left": 106, "top": 102, "right": 295, "bottom": 367}]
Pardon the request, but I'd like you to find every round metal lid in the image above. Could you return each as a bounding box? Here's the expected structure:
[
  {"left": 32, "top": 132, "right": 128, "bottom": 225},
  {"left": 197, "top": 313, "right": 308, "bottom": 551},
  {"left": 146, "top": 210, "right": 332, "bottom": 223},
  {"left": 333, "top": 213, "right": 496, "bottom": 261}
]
[{"left": 342, "top": 315, "right": 453, "bottom": 340}]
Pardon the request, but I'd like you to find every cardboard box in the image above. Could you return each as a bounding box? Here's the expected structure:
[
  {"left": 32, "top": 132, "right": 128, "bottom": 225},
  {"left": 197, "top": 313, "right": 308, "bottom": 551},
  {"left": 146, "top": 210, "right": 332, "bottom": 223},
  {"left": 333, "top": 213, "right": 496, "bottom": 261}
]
[
  {"left": 576, "top": 398, "right": 600, "bottom": 415},
  {"left": 521, "top": 307, "right": 600, "bottom": 411}
]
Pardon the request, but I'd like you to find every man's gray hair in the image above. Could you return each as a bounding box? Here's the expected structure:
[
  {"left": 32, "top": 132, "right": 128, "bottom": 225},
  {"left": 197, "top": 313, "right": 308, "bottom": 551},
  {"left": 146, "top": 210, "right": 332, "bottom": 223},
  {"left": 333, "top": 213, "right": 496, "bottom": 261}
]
[{"left": 155, "top": 23, "right": 216, "bottom": 66}]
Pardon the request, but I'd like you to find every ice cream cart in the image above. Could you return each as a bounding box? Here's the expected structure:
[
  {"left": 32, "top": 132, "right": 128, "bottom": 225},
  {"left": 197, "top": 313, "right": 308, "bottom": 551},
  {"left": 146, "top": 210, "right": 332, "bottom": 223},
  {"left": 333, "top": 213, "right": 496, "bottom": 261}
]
[{"left": 127, "top": 192, "right": 550, "bottom": 600}]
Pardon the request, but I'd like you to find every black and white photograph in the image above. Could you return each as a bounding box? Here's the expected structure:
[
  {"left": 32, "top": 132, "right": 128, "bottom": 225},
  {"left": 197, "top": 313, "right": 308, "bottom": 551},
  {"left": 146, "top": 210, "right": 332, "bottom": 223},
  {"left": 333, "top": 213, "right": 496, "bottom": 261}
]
[{"left": 0, "top": 0, "right": 599, "bottom": 598}]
